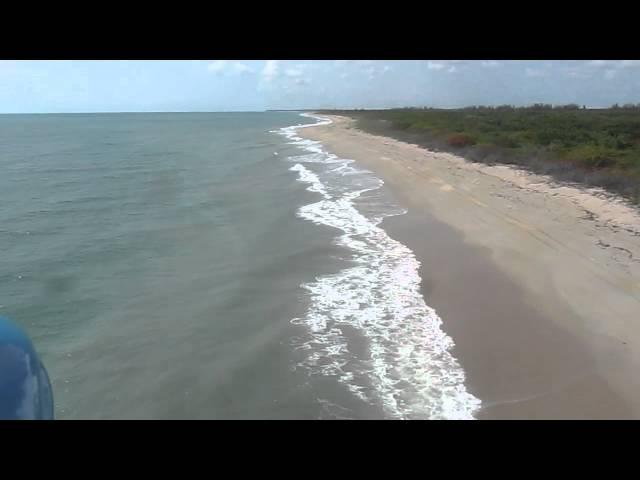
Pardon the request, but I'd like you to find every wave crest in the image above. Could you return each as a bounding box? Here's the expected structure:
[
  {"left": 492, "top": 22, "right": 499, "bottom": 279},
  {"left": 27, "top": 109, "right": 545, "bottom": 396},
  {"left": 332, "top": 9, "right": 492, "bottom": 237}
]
[{"left": 277, "top": 113, "right": 481, "bottom": 420}]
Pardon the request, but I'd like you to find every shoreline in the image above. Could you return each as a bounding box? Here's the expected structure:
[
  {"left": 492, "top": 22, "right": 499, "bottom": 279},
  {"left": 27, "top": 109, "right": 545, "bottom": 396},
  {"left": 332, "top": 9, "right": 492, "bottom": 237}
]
[
  {"left": 282, "top": 115, "right": 481, "bottom": 419},
  {"left": 300, "top": 114, "right": 640, "bottom": 419}
]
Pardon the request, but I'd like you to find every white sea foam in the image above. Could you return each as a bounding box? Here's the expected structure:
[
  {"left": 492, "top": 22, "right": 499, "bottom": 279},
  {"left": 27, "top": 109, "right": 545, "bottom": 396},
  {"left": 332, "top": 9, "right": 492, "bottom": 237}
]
[{"left": 277, "top": 113, "right": 481, "bottom": 419}]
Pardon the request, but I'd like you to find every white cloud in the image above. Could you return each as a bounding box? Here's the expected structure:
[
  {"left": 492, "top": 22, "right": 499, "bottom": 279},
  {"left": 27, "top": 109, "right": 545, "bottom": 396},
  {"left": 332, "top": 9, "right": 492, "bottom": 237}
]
[
  {"left": 425, "top": 60, "right": 472, "bottom": 73},
  {"left": 382, "top": 65, "right": 392, "bottom": 73},
  {"left": 285, "top": 68, "right": 302, "bottom": 77},
  {"left": 232, "top": 62, "right": 254, "bottom": 74},
  {"left": 565, "top": 60, "right": 640, "bottom": 79},
  {"left": 525, "top": 68, "right": 546, "bottom": 77},
  {"left": 302, "top": 62, "right": 321, "bottom": 71},
  {"left": 261, "top": 60, "right": 279, "bottom": 82},
  {"left": 481, "top": 60, "right": 501, "bottom": 68},
  {"left": 207, "top": 60, "right": 227, "bottom": 73},
  {"left": 207, "top": 60, "right": 254, "bottom": 75},
  {"left": 427, "top": 61, "right": 446, "bottom": 70},
  {"left": 588, "top": 60, "right": 640, "bottom": 69},
  {"left": 566, "top": 69, "right": 585, "bottom": 78},
  {"left": 588, "top": 60, "right": 610, "bottom": 68},
  {"left": 6, "top": 60, "right": 640, "bottom": 114}
]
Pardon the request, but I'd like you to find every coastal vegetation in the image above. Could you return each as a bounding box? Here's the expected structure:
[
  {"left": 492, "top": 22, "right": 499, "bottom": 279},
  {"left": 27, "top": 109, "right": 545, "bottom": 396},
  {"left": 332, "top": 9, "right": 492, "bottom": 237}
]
[{"left": 319, "top": 105, "right": 640, "bottom": 204}]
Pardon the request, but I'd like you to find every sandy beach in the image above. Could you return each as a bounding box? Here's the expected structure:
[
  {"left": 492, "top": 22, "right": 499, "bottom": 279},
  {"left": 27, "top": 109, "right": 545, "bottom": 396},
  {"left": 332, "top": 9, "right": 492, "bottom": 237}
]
[{"left": 300, "top": 114, "right": 640, "bottom": 419}]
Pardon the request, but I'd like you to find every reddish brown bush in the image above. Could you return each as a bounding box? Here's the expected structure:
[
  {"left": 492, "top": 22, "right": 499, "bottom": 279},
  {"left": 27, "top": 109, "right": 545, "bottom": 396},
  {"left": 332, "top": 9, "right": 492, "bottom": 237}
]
[{"left": 446, "top": 133, "right": 476, "bottom": 148}]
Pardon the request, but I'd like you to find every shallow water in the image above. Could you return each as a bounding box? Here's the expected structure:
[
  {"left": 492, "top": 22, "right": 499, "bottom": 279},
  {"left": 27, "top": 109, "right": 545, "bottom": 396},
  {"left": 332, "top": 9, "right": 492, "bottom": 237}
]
[{"left": 0, "top": 112, "right": 479, "bottom": 419}]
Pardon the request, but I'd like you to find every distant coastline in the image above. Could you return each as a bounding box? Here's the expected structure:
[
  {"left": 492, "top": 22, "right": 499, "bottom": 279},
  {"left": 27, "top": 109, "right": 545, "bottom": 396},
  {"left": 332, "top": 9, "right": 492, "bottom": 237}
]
[{"left": 315, "top": 106, "right": 640, "bottom": 205}]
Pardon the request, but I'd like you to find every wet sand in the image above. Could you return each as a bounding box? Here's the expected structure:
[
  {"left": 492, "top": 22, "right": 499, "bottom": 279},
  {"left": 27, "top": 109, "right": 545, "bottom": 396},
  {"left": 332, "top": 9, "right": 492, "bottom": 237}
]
[{"left": 300, "top": 115, "right": 640, "bottom": 419}]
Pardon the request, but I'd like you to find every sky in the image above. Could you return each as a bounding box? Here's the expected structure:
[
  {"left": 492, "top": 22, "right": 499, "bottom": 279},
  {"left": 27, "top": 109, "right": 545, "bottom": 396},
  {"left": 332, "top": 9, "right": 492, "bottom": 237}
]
[{"left": 0, "top": 60, "right": 639, "bottom": 113}]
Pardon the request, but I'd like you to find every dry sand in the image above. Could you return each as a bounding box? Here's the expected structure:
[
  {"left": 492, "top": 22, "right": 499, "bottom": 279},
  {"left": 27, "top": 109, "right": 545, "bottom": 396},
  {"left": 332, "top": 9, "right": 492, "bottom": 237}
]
[{"left": 300, "top": 114, "right": 640, "bottom": 419}]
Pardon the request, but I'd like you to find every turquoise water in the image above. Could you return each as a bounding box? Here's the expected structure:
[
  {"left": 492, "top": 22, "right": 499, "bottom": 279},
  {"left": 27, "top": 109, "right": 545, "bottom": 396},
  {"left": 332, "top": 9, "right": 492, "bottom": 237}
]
[
  {"left": 1, "top": 112, "right": 353, "bottom": 418},
  {"left": 0, "top": 112, "right": 478, "bottom": 419}
]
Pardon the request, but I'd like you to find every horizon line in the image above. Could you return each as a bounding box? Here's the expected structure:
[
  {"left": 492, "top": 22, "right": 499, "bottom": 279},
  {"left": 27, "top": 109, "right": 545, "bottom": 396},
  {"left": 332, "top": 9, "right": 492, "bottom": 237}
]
[{"left": 0, "top": 103, "right": 622, "bottom": 115}]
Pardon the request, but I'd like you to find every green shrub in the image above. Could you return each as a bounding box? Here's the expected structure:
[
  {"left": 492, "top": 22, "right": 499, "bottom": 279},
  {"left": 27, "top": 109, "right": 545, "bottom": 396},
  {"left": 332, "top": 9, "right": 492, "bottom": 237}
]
[
  {"left": 565, "top": 145, "right": 618, "bottom": 169},
  {"left": 447, "top": 133, "right": 476, "bottom": 148},
  {"left": 492, "top": 135, "right": 520, "bottom": 148},
  {"left": 349, "top": 106, "right": 640, "bottom": 203},
  {"left": 392, "top": 120, "right": 412, "bottom": 130}
]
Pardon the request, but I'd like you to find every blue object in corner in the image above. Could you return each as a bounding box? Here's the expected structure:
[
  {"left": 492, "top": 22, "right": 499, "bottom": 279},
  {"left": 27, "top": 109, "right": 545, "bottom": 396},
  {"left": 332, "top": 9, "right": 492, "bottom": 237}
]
[{"left": 0, "top": 316, "right": 54, "bottom": 420}]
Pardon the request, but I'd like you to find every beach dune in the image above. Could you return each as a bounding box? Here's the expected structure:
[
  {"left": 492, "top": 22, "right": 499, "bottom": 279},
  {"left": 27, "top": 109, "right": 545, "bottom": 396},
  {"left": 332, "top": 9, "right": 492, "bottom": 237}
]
[{"left": 301, "top": 114, "right": 640, "bottom": 419}]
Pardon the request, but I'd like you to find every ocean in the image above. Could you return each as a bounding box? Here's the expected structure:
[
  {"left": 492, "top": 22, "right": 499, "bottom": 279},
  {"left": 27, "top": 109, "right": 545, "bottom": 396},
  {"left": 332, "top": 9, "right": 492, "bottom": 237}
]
[{"left": 0, "top": 112, "right": 479, "bottom": 419}]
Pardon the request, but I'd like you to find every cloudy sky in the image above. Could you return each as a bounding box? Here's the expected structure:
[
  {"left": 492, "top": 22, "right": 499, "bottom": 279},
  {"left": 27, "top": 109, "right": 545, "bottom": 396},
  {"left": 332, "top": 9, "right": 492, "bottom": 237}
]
[{"left": 0, "top": 60, "right": 639, "bottom": 113}]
